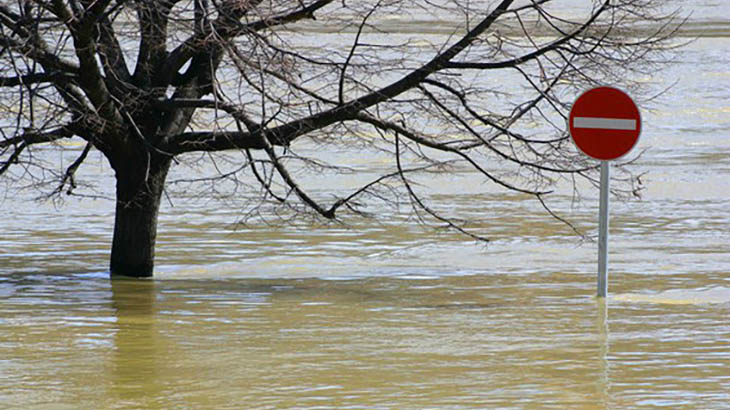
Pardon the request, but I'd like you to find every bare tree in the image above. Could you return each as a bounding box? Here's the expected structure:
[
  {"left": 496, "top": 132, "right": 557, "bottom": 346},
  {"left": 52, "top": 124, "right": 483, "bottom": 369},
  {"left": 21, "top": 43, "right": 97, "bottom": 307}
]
[{"left": 1, "top": 0, "right": 678, "bottom": 277}]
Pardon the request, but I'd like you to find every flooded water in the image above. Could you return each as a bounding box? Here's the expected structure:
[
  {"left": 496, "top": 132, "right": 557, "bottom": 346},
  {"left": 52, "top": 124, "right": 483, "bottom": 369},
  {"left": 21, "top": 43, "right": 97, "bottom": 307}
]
[
  {"left": 2, "top": 2, "right": 730, "bottom": 409},
  {"left": 1, "top": 273, "right": 729, "bottom": 409}
]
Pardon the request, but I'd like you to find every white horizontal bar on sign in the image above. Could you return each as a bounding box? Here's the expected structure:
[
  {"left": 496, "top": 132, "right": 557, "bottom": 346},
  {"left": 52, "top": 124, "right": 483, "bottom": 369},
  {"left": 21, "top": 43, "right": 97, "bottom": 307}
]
[{"left": 573, "top": 117, "right": 637, "bottom": 131}]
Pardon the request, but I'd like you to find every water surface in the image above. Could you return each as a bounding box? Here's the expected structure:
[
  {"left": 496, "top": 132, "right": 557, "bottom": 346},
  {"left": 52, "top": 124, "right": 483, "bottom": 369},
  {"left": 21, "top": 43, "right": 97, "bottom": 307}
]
[
  {"left": 2, "top": 2, "right": 730, "bottom": 409},
  {"left": 2, "top": 273, "right": 729, "bottom": 409}
]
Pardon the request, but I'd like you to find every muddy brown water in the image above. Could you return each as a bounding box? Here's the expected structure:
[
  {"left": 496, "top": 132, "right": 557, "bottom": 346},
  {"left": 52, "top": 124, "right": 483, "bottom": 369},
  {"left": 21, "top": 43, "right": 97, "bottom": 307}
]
[{"left": 2, "top": 4, "right": 730, "bottom": 409}]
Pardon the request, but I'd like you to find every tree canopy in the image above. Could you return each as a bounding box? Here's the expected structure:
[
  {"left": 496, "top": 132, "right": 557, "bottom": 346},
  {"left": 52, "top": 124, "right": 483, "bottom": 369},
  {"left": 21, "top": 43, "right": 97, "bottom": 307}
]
[{"left": 0, "top": 0, "right": 679, "bottom": 277}]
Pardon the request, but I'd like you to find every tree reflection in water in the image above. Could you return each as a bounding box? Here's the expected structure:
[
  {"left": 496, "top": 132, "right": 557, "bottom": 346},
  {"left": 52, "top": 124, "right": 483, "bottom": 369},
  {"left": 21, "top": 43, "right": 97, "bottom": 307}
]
[{"left": 110, "top": 279, "right": 162, "bottom": 406}]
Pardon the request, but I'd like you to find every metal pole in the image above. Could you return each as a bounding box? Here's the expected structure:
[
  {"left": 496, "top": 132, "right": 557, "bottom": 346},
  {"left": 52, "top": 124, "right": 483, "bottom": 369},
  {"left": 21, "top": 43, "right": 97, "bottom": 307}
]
[{"left": 597, "top": 161, "right": 610, "bottom": 298}]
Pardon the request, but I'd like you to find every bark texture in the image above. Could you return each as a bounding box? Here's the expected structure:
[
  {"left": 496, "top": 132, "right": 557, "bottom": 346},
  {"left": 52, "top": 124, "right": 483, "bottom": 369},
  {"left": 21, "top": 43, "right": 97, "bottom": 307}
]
[{"left": 110, "top": 155, "right": 171, "bottom": 277}]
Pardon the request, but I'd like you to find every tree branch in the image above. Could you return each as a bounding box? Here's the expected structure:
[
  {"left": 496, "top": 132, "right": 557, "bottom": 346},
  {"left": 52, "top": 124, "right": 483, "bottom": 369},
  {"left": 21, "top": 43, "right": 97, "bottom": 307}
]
[
  {"left": 0, "top": 71, "right": 77, "bottom": 87},
  {"left": 164, "top": 0, "right": 515, "bottom": 153},
  {"left": 0, "top": 142, "right": 26, "bottom": 176},
  {"left": 418, "top": 85, "right": 583, "bottom": 174},
  {"left": 338, "top": 3, "right": 376, "bottom": 105},
  {"left": 0, "top": 125, "right": 75, "bottom": 149},
  {"left": 155, "top": 98, "right": 259, "bottom": 130},
  {"left": 249, "top": 120, "right": 335, "bottom": 219},
  {"left": 354, "top": 113, "right": 549, "bottom": 196},
  {"left": 160, "top": 0, "right": 334, "bottom": 84},
  {"left": 49, "top": 142, "right": 93, "bottom": 196},
  {"left": 324, "top": 162, "right": 450, "bottom": 218},
  {"left": 444, "top": 0, "right": 609, "bottom": 70},
  {"left": 96, "top": 12, "right": 132, "bottom": 88},
  {"left": 394, "top": 133, "right": 490, "bottom": 243},
  {"left": 0, "top": 32, "right": 79, "bottom": 74},
  {"left": 133, "top": 2, "right": 172, "bottom": 87},
  {"left": 244, "top": 0, "right": 334, "bottom": 31}
]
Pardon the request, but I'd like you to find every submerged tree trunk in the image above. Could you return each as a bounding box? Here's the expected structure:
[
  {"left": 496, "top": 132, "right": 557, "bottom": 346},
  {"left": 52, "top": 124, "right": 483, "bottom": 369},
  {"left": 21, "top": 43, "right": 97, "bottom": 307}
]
[{"left": 110, "top": 154, "right": 172, "bottom": 277}]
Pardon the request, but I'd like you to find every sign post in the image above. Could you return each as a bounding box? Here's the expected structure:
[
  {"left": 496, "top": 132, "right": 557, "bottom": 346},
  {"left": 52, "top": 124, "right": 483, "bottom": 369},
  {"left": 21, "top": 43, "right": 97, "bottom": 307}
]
[
  {"left": 597, "top": 161, "right": 609, "bottom": 297},
  {"left": 569, "top": 86, "right": 641, "bottom": 298}
]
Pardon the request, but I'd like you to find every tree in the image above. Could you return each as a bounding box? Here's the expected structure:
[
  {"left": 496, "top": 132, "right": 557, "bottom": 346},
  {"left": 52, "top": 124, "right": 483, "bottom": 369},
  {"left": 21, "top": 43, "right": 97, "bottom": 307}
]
[{"left": 1, "top": 0, "right": 678, "bottom": 277}]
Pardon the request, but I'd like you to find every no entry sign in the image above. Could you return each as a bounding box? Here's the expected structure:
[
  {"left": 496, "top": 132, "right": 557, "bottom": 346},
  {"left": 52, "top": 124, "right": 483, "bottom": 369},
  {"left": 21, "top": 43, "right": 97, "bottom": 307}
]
[
  {"left": 569, "top": 86, "right": 641, "bottom": 161},
  {"left": 569, "top": 86, "right": 642, "bottom": 298}
]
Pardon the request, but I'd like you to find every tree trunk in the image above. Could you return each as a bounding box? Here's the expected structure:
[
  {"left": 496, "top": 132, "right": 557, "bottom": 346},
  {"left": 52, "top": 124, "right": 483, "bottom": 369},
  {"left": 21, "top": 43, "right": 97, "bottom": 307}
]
[{"left": 110, "top": 155, "right": 172, "bottom": 277}]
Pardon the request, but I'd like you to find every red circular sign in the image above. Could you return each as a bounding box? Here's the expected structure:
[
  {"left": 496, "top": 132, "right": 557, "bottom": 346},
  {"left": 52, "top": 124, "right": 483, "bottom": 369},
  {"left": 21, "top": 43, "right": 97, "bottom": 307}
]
[{"left": 569, "top": 86, "right": 641, "bottom": 161}]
